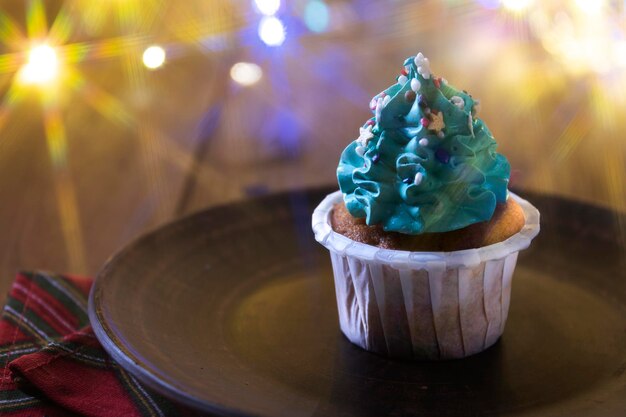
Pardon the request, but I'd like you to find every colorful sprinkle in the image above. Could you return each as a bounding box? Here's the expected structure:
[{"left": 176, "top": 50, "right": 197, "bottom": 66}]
[
  {"left": 398, "top": 75, "right": 408, "bottom": 85},
  {"left": 419, "top": 138, "right": 429, "bottom": 146},
  {"left": 433, "top": 77, "right": 441, "bottom": 88},
  {"left": 418, "top": 95, "right": 427, "bottom": 108},
  {"left": 382, "top": 95, "right": 391, "bottom": 107},
  {"left": 427, "top": 110, "right": 445, "bottom": 133},
  {"left": 450, "top": 96, "right": 464, "bottom": 109},
  {"left": 435, "top": 148, "right": 450, "bottom": 164},
  {"left": 414, "top": 52, "right": 431, "bottom": 79},
  {"left": 356, "top": 125, "right": 375, "bottom": 147},
  {"left": 410, "top": 78, "right": 421, "bottom": 92},
  {"left": 437, "top": 131, "right": 445, "bottom": 138},
  {"left": 420, "top": 117, "right": 430, "bottom": 127},
  {"left": 414, "top": 172, "right": 423, "bottom": 186},
  {"left": 375, "top": 97, "right": 384, "bottom": 122},
  {"left": 372, "top": 154, "right": 380, "bottom": 163},
  {"left": 424, "top": 107, "right": 431, "bottom": 115},
  {"left": 401, "top": 67, "right": 408, "bottom": 76},
  {"left": 403, "top": 177, "right": 412, "bottom": 184},
  {"left": 404, "top": 90, "right": 416, "bottom": 103},
  {"left": 366, "top": 119, "right": 375, "bottom": 127}
]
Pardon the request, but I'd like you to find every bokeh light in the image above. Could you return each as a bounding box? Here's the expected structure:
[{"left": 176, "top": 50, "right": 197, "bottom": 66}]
[
  {"left": 142, "top": 45, "right": 166, "bottom": 69},
  {"left": 574, "top": 0, "right": 605, "bottom": 15},
  {"left": 258, "top": 16, "right": 286, "bottom": 46},
  {"left": 230, "top": 62, "right": 262, "bottom": 86},
  {"left": 19, "top": 44, "right": 59, "bottom": 85},
  {"left": 501, "top": 0, "right": 533, "bottom": 12},
  {"left": 526, "top": 1, "right": 625, "bottom": 76},
  {"left": 304, "top": 0, "right": 329, "bottom": 33},
  {"left": 0, "top": 0, "right": 622, "bottom": 281},
  {"left": 254, "top": 0, "right": 281, "bottom": 16},
  {"left": 475, "top": 0, "right": 500, "bottom": 9}
]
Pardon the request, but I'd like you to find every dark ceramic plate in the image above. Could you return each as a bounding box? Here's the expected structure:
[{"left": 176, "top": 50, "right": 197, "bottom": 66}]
[{"left": 89, "top": 187, "right": 626, "bottom": 417}]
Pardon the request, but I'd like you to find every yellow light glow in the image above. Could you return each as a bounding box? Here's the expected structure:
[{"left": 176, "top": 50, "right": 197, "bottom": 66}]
[
  {"left": 142, "top": 45, "right": 166, "bottom": 69},
  {"left": 19, "top": 44, "right": 60, "bottom": 85},
  {"left": 501, "top": 0, "right": 533, "bottom": 12},
  {"left": 613, "top": 42, "right": 626, "bottom": 68},
  {"left": 230, "top": 62, "right": 263, "bottom": 86},
  {"left": 574, "top": 0, "right": 605, "bottom": 15}
]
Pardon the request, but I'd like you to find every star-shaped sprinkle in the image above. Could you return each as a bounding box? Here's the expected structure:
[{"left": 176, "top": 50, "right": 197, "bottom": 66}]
[
  {"left": 427, "top": 110, "right": 445, "bottom": 134},
  {"left": 356, "top": 125, "right": 375, "bottom": 147}
]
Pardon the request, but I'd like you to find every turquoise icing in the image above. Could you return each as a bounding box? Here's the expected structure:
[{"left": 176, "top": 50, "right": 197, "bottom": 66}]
[{"left": 337, "top": 54, "right": 510, "bottom": 234}]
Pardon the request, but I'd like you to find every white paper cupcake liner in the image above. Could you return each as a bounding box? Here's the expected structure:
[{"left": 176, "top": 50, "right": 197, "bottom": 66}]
[{"left": 312, "top": 191, "right": 540, "bottom": 360}]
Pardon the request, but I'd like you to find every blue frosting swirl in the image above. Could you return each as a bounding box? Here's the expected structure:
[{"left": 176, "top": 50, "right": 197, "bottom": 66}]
[{"left": 337, "top": 54, "right": 510, "bottom": 234}]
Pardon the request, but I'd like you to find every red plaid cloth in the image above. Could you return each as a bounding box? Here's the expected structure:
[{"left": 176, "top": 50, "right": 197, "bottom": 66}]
[{"left": 0, "top": 271, "right": 203, "bottom": 417}]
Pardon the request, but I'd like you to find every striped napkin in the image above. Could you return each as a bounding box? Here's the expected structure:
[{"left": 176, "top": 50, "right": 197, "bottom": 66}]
[{"left": 0, "top": 271, "right": 203, "bottom": 417}]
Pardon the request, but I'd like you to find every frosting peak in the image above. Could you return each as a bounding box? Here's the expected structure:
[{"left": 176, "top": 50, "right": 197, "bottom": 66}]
[{"left": 337, "top": 53, "right": 510, "bottom": 235}]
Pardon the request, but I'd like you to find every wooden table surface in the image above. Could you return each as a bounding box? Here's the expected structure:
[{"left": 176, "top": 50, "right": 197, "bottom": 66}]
[{"left": 0, "top": 0, "right": 625, "bottom": 296}]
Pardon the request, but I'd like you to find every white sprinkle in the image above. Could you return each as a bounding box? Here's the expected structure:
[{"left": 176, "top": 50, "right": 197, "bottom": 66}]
[
  {"left": 424, "top": 107, "right": 431, "bottom": 115},
  {"left": 356, "top": 125, "right": 374, "bottom": 146},
  {"left": 437, "top": 131, "right": 445, "bottom": 138},
  {"left": 410, "top": 78, "right": 421, "bottom": 92},
  {"left": 369, "top": 98, "right": 377, "bottom": 110},
  {"left": 398, "top": 75, "right": 408, "bottom": 85},
  {"left": 382, "top": 95, "right": 391, "bottom": 107},
  {"left": 375, "top": 97, "right": 384, "bottom": 121},
  {"left": 468, "top": 114, "right": 474, "bottom": 137},
  {"left": 450, "top": 96, "right": 465, "bottom": 109},
  {"left": 356, "top": 146, "right": 366, "bottom": 157},
  {"left": 419, "top": 138, "right": 429, "bottom": 146},
  {"left": 414, "top": 172, "right": 423, "bottom": 185},
  {"left": 414, "top": 53, "right": 432, "bottom": 79}
]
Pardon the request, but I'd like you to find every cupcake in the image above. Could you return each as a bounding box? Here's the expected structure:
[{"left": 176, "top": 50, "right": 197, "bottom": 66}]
[{"left": 312, "top": 52, "right": 540, "bottom": 360}]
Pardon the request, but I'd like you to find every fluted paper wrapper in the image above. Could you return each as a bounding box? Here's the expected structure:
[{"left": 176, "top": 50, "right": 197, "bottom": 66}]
[{"left": 312, "top": 191, "right": 540, "bottom": 360}]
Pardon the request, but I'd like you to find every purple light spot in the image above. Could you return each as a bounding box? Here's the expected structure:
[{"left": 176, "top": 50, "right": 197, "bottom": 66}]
[
  {"left": 372, "top": 154, "right": 380, "bottom": 163},
  {"left": 435, "top": 148, "right": 450, "bottom": 164},
  {"left": 418, "top": 95, "right": 428, "bottom": 108}
]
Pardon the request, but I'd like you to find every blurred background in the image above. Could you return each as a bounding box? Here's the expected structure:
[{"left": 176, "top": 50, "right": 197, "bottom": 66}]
[{"left": 0, "top": 0, "right": 624, "bottom": 289}]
